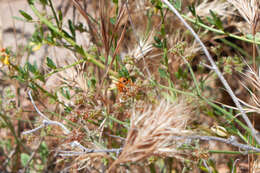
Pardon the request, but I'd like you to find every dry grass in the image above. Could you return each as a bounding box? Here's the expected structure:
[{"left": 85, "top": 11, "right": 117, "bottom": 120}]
[
  {"left": 188, "top": 0, "right": 235, "bottom": 19},
  {"left": 1, "top": 0, "right": 260, "bottom": 172},
  {"left": 227, "top": 0, "right": 259, "bottom": 27},
  {"left": 109, "top": 99, "right": 192, "bottom": 172},
  {"left": 239, "top": 65, "right": 260, "bottom": 115}
]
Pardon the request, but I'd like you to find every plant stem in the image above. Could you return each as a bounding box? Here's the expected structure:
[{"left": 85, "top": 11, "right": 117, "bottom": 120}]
[
  {"left": 162, "top": 0, "right": 260, "bottom": 144},
  {"left": 182, "top": 15, "right": 260, "bottom": 45},
  {"left": 172, "top": 135, "right": 260, "bottom": 152},
  {"left": 44, "top": 57, "right": 88, "bottom": 78},
  {"left": 30, "top": 4, "right": 118, "bottom": 77},
  {"left": 157, "top": 82, "right": 197, "bottom": 97},
  {"left": 48, "top": 0, "right": 60, "bottom": 29},
  {"left": 209, "top": 150, "right": 260, "bottom": 155},
  {"left": 220, "top": 38, "right": 251, "bottom": 58}
]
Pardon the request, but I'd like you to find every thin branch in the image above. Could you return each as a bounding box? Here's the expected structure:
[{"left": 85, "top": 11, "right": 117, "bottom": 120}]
[
  {"left": 22, "top": 123, "right": 46, "bottom": 135},
  {"left": 105, "top": 133, "right": 126, "bottom": 141},
  {"left": 22, "top": 91, "right": 70, "bottom": 135},
  {"left": 172, "top": 135, "right": 260, "bottom": 152},
  {"left": 58, "top": 148, "right": 123, "bottom": 157},
  {"left": 28, "top": 90, "right": 49, "bottom": 120},
  {"left": 23, "top": 90, "right": 122, "bottom": 157},
  {"left": 3, "top": 149, "right": 15, "bottom": 169},
  {"left": 200, "top": 62, "right": 215, "bottom": 70},
  {"left": 22, "top": 119, "right": 70, "bottom": 135},
  {"left": 22, "top": 90, "right": 70, "bottom": 135},
  {"left": 161, "top": 0, "right": 260, "bottom": 144}
]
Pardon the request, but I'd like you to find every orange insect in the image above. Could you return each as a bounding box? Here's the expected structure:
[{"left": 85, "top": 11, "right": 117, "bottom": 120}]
[{"left": 117, "top": 77, "right": 132, "bottom": 92}]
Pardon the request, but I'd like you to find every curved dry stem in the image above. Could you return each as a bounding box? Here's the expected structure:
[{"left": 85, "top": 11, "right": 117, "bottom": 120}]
[{"left": 162, "top": 0, "right": 260, "bottom": 144}]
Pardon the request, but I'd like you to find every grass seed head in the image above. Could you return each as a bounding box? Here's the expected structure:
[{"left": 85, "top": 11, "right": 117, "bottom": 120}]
[
  {"left": 109, "top": 99, "right": 193, "bottom": 171},
  {"left": 228, "top": 0, "right": 259, "bottom": 27}
]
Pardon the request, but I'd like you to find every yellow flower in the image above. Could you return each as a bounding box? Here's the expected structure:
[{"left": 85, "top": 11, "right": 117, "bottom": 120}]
[
  {"left": 29, "top": 42, "right": 42, "bottom": 52},
  {"left": 153, "top": 7, "right": 159, "bottom": 14},
  {"left": 32, "top": 44, "right": 42, "bottom": 52},
  {"left": 2, "top": 55, "right": 10, "bottom": 65},
  {"left": 0, "top": 48, "right": 10, "bottom": 66}
]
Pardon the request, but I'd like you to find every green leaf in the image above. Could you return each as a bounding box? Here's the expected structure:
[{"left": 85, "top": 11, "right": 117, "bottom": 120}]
[
  {"left": 68, "top": 20, "right": 76, "bottom": 40},
  {"left": 39, "top": 0, "right": 48, "bottom": 5},
  {"left": 27, "top": 0, "right": 35, "bottom": 5},
  {"left": 153, "top": 36, "right": 163, "bottom": 48},
  {"left": 151, "top": 0, "right": 162, "bottom": 9},
  {"left": 197, "top": 16, "right": 204, "bottom": 24},
  {"left": 26, "top": 62, "right": 37, "bottom": 73},
  {"left": 206, "top": 16, "right": 214, "bottom": 25},
  {"left": 75, "top": 45, "right": 85, "bottom": 56},
  {"left": 118, "top": 67, "right": 129, "bottom": 78},
  {"left": 110, "top": 17, "right": 116, "bottom": 25},
  {"left": 159, "top": 68, "right": 168, "bottom": 78},
  {"left": 62, "top": 29, "right": 73, "bottom": 40},
  {"left": 113, "top": 0, "right": 118, "bottom": 4},
  {"left": 209, "top": 10, "right": 224, "bottom": 30},
  {"left": 19, "top": 10, "right": 33, "bottom": 21},
  {"left": 45, "top": 34, "right": 55, "bottom": 45},
  {"left": 88, "top": 78, "right": 96, "bottom": 88},
  {"left": 58, "top": 10, "right": 63, "bottom": 27},
  {"left": 39, "top": 142, "right": 49, "bottom": 163},
  {"left": 188, "top": 4, "right": 196, "bottom": 17},
  {"left": 64, "top": 106, "right": 72, "bottom": 113},
  {"left": 46, "top": 57, "right": 57, "bottom": 69},
  {"left": 75, "top": 23, "right": 87, "bottom": 33},
  {"left": 12, "top": 16, "right": 28, "bottom": 22},
  {"left": 173, "top": 0, "right": 182, "bottom": 11},
  {"left": 21, "top": 153, "right": 30, "bottom": 167},
  {"left": 34, "top": 73, "right": 45, "bottom": 82},
  {"left": 31, "top": 28, "right": 43, "bottom": 43},
  {"left": 61, "top": 87, "right": 70, "bottom": 99}
]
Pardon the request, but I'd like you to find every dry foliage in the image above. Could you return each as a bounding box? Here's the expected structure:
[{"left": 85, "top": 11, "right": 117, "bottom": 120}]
[
  {"left": 1, "top": 0, "right": 260, "bottom": 172},
  {"left": 109, "top": 99, "right": 192, "bottom": 172}
]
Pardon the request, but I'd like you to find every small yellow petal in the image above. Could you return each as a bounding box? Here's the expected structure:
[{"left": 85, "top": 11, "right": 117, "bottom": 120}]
[
  {"left": 29, "top": 42, "right": 35, "bottom": 46},
  {"left": 32, "top": 44, "right": 42, "bottom": 52},
  {"left": 1, "top": 55, "right": 10, "bottom": 65},
  {"left": 154, "top": 7, "right": 158, "bottom": 14}
]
